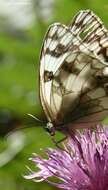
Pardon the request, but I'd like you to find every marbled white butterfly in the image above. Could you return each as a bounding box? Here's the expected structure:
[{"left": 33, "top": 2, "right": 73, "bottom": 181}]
[{"left": 39, "top": 10, "right": 108, "bottom": 137}]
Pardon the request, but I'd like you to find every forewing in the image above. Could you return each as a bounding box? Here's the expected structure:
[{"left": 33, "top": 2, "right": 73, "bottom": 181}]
[
  {"left": 69, "top": 9, "right": 108, "bottom": 63},
  {"left": 40, "top": 23, "right": 84, "bottom": 123}
]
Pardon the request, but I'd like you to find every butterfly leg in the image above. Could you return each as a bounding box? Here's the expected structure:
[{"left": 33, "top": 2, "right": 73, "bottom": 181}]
[{"left": 51, "top": 135, "right": 68, "bottom": 149}]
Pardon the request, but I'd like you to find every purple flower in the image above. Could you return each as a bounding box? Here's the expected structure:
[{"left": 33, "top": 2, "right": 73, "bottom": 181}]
[{"left": 25, "top": 125, "right": 108, "bottom": 190}]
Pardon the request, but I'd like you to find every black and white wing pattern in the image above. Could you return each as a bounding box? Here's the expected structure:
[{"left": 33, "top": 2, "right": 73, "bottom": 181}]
[
  {"left": 64, "top": 10, "right": 108, "bottom": 130},
  {"left": 69, "top": 9, "right": 108, "bottom": 63},
  {"left": 39, "top": 10, "right": 108, "bottom": 135},
  {"left": 40, "top": 23, "right": 95, "bottom": 123},
  {"left": 40, "top": 23, "right": 80, "bottom": 123}
]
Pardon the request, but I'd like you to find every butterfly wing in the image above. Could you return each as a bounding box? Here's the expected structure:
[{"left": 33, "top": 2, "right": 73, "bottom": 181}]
[
  {"left": 40, "top": 11, "right": 108, "bottom": 133},
  {"left": 57, "top": 10, "right": 108, "bottom": 130},
  {"left": 62, "top": 85, "right": 108, "bottom": 131},
  {"left": 52, "top": 51, "right": 108, "bottom": 127},
  {"left": 69, "top": 9, "right": 108, "bottom": 63},
  {"left": 40, "top": 22, "right": 94, "bottom": 123},
  {"left": 40, "top": 23, "right": 78, "bottom": 123}
]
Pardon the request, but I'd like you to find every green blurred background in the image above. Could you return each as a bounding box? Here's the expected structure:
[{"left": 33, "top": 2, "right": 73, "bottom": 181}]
[{"left": 0, "top": 0, "right": 108, "bottom": 190}]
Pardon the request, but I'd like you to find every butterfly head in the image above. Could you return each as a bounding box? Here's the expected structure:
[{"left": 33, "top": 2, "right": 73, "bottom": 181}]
[{"left": 45, "top": 122, "right": 55, "bottom": 136}]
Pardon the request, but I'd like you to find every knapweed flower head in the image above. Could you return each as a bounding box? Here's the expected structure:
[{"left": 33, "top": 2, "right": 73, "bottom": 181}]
[{"left": 25, "top": 125, "right": 108, "bottom": 190}]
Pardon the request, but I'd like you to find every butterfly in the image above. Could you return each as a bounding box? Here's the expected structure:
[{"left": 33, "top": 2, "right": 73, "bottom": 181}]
[{"left": 39, "top": 10, "right": 108, "bottom": 137}]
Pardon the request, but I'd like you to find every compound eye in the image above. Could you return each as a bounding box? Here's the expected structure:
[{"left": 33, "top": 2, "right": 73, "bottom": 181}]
[{"left": 47, "top": 122, "right": 53, "bottom": 128}]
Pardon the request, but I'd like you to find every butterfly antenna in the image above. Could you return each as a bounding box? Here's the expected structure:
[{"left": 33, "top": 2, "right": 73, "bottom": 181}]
[{"left": 27, "top": 113, "right": 45, "bottom": 124}]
